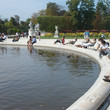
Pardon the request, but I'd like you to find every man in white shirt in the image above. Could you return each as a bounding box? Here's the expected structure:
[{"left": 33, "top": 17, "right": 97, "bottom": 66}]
[
  {"left": 3, "top": 35, "right": 7, "bottom": 40},
  {"left": 99, "top": 40, "right": 110, "bottom": 59}
]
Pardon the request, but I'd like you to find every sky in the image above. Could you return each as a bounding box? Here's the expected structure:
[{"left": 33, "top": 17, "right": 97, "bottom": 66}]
[
  {"left": 0, "top": 0, "right": 98, "bottom": 21},
  {"left": 0, "top": 0, "right": 67, "bottom": 21}
]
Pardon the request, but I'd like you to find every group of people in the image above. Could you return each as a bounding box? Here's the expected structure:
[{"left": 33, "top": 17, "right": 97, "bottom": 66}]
[
  {"left": 54, "top": 37, "right": 77, "bottom": 45},
  {"left": 95, "top": 38, "right": 110, "bottom": 59},
  {"left": 76, "top": 38, "right": 96, "bottom": 48},
  {"left": 54, "top": 36, "right": 110, "bottom": 59},
  {"left": 27, "top": 36, "right": 37, "bottom": 46}
]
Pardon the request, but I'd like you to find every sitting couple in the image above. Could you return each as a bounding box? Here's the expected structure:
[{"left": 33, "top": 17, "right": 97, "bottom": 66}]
[
  {"left": 76, "top": 38, "right": 96, "bottom": 48},
  {"left": 27, "top": 36, "right": 37, "bottom": 46},
  {"left": 12, "top": 36, "right": 20, "bottom": 42},
  {"left": 94, "top": 38, "right": 110, "bottom": 59}
]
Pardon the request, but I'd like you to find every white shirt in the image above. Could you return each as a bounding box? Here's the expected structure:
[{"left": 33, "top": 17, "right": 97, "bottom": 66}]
[
  {"left": 3, "top": 35, "right": 7, "bottom": 39},
  {"left": 100, "top": 43, "right": 108, "bottom": 49}
]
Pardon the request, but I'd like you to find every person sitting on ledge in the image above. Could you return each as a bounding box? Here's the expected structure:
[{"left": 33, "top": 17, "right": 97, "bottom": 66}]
[
  {"left": 75, "top": 38, "right": 90, "bottom": 48},
  {"left": 32, "top": 36, "right": 37, "bottom": 44},
  {"left": 64, "top": 38, "right": 77, "bottom": 45},
  {"left": 76, "top": 38, "right": 96, "bottom": 48},
  {"left": 95, "top": 38, "right": 104, "bottom": 51},
  {"left": 12, "top": 36, "right": 20, "bottom": 42},
  {"left": 0, "top": 35, "right": 7, "bottom": 42},
  {"left": 99, "top": 40, "right": 110, "bottom": 59},
  {"left": 54, "top": 37, "right": 65, "bottom": 45},
  {"left": 82, "top": 38, "right": 90, "bottom": 43}
]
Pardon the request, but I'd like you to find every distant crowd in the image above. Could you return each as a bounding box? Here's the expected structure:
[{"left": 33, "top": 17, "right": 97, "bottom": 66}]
[{"left": 54, "top": 31, "right": 110, "bottom": 60}]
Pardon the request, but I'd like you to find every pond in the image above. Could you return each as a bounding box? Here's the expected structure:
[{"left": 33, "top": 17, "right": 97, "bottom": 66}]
[{"left": 0, "top": 46, "right": 100, "bottom": 110}]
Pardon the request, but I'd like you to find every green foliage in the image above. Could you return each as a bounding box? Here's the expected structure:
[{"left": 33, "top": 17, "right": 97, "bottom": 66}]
[
  {"left": 79, "top": 0, "right": 95, "bottom": 29},
  {"left": 46, "top": 2, "right": 66, "bottom": 16},
  {"left": 66, "top": 0, "right": 80, "bottom": 12},
  {"left": 46, "top": 2, "right": 60, "bottom": 16},
  {"left": 37, "top": 16, "right": 72, "bottom": 32},
  {"left": 7, "top": 28, "right": 13, "bottom": 34},
  {"left": 7, "top": 28, "right": 21, "bottom": 34},
  {"left": 17, "top": 29, "right": 21, "bottom": 33},
  {"left": 5, "top": 21, "right": 14, "bottom": 28},
  {"left": 13, "top": 28, "right": 17, "bottom": 34},
  {"left": 66, "top": 0, "right": 95, "bottom": 30}
]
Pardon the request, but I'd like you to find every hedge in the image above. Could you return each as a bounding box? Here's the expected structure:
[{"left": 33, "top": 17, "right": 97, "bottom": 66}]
[{"left": 37, "top": 16, "right": 73, "bottom": 32}]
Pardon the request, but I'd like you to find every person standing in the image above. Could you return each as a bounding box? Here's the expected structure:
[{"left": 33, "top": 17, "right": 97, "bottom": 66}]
[
  {"left": 101, "top": 33, "right": 105, "bottom": 39},
  {"left": 38, "top": 31, "right": 41, "bottom": 41},
  {"left": 86, "top": 31, "right": 90, "bottom": 38},
  {"left": 16, "top": 32, "right": 19, "bottom": 37},
  {"left": 84, "top": 31, "right": 87, "bottom": 39}
]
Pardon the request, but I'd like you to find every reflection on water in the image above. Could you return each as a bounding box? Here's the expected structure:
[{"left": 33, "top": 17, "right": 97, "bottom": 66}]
[
  {"left": 0, "top": 46, "right": 100, "bottom": 110},
  {"left": 0, "top": 47, "right": 7, "bottom": 55}
]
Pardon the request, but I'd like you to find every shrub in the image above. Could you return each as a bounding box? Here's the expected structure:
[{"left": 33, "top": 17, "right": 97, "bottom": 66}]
[{"left": 7, "top": 28, "right": 13, "bottom": 34}]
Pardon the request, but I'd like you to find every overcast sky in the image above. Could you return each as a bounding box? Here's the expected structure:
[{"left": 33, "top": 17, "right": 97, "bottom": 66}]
[{"left": 0, "top": 0, "right": 98, "bottom": 21}]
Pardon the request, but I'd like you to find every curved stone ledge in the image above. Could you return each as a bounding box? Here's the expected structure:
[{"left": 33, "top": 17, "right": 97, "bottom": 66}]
[{"left": 1, "top": 38, "right": 110, "bottom": 110}]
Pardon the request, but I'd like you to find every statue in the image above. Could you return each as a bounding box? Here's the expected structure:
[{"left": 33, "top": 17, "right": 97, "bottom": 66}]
[
  {"left": 28, "top": 22, "right": 41, "bottom": 40},
  {"left": 28, "top": 21, "right": 34, "bottom": 37},
  {"left": 29, "top": 21, "right": 33, "bottom": 29},
  {"left": 35, "top": 23, "right": 40, "bottom": 30},
  {"left": 34, "top": 23, "right": 41, "bottom": 41},
  {"left": 54, "top": 26, "right": 59, "bottom": 38}
]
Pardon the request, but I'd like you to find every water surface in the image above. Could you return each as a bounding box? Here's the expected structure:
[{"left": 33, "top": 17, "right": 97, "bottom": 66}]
[{"left": 0, "top": 46, "right": 100, "bottom": 110}]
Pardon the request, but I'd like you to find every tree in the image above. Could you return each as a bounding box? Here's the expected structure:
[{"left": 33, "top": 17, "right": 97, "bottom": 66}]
[
  {"left": 5, "top": 21, "right": 14, "bottom": 28},
  {"left": 66, "top": 0, "right": 80, "bottom": 12},
  {"left": 93, "top": 6, "right": 102, "bottom": 30},
  {"left": 20, "top": 20, "right": 30, "bottom": 32},
  {"left": 10, "top": 17, "right": 17, "bottom": 26},
  {"left": 93, "top": 0, "right": 108, "bottom": 30},
  {"left": 7, "top": 28, "right": 13, "bottom": 34},
  {"left": 105, "top": 16, "right": 110, "bottom": 30},
  {"left": 66, "top": 0, "right": 80, "bottom": 30},
  {"left": 97, "top": 0, "right": 108, "bottom": 19},
  {"left": 38, "top": 9, "right": 46, "bottom": 16},
  {"left": 14, "top": 15, "right": 20, "bottom": 23},
  {"left": 31, "top": 13, "right": 38, "bottom": 25},
  {"left": 66, "top": 0, "right": 95, "bottom": 30},
  {"left": 103, "top": 0, "right": 110, "bottom": 15},
  {"left": 59, "top": 10, "right": 67, "bottom": 16},
  {"left": 46, "top": 2, "right": 60, "bottom": 16},
  {"left": 79, "top": 0, "right": 95, "bottom": 29}
]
